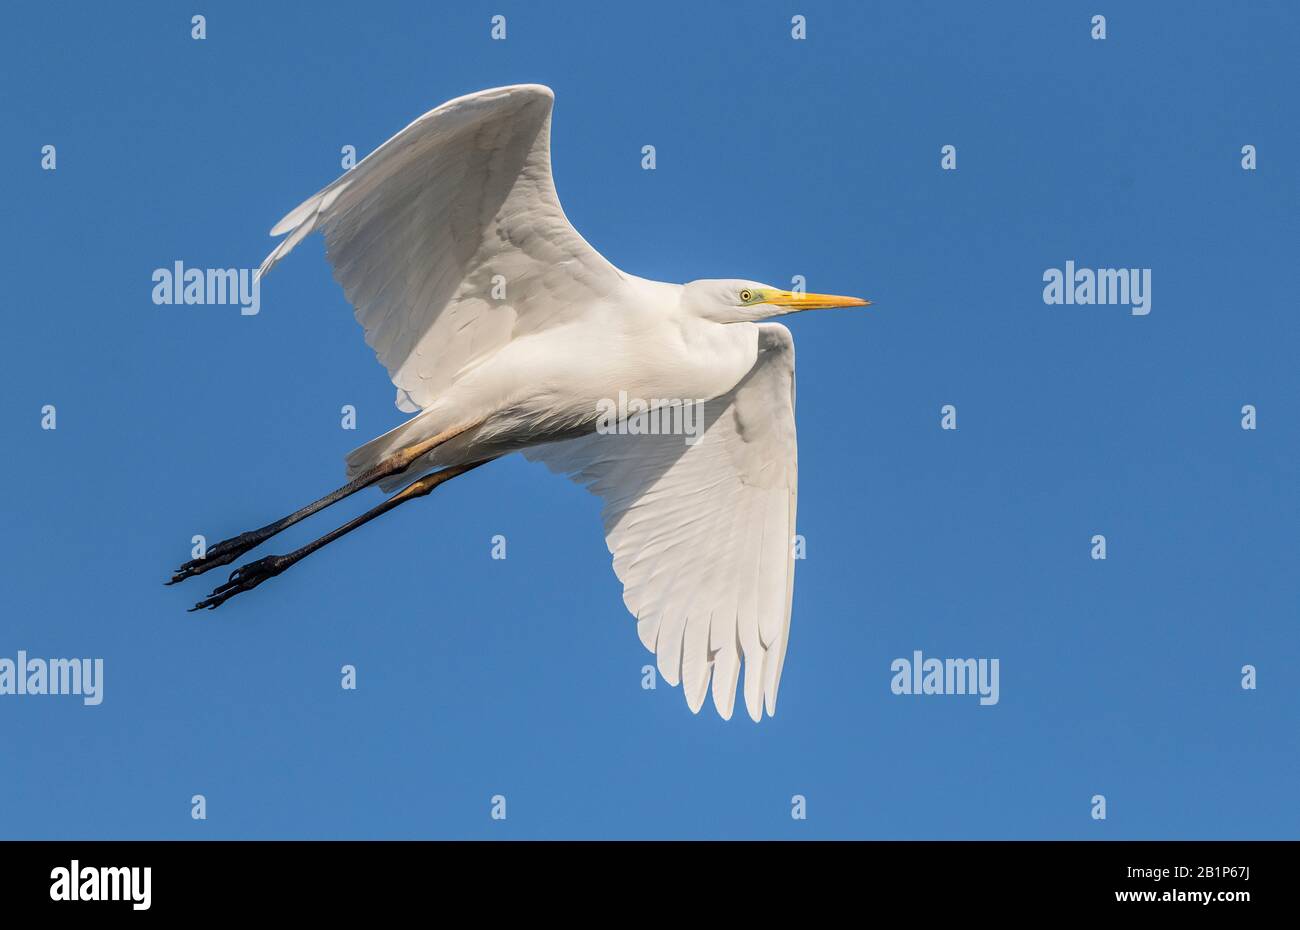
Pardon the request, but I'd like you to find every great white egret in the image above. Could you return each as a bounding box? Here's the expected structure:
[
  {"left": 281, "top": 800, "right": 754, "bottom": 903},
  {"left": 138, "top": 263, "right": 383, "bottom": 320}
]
[{"left": 169, "top": 84, "right": 869, "bottom": 721}]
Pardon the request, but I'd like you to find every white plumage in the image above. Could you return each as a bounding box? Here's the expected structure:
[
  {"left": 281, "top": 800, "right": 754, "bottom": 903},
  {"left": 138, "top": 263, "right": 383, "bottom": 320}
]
[
  {"left": 525, "top": 325, "right": 797, "bottom": 721},
  {"left": 242, "top": 84, "right": 867, "bottom": 721}
]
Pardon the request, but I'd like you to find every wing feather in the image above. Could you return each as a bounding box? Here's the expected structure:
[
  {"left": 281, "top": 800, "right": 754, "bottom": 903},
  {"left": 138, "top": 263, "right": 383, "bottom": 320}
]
[
  {"left": 526, "top": 324, "right": 799, "bottom": 721},
  {"left": 258, "top": 84, "right": 623, "bottom": 411}
]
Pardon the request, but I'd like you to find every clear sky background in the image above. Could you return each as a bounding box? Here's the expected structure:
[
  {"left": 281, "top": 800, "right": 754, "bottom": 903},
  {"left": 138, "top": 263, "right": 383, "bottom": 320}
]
[{"left": 1, "top": 1, "right": 1296, "bottom": 839}]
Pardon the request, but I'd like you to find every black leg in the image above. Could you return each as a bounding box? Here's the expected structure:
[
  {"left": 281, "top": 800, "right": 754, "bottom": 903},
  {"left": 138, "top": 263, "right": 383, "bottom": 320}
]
[
  {"left": 188, "top": 459, "right": 491, "bottom": 611},
  {"left": 168, "top": 480, "right": 368, "bottom": 584},
  {"left": 167, "top": 421, "right": 479, "bottom": 584}
]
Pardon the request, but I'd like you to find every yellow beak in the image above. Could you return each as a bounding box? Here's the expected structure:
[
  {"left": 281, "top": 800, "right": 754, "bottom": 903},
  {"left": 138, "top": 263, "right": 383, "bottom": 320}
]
[{"left": 762, "top": 291, "right": 870, "bottom": 310}]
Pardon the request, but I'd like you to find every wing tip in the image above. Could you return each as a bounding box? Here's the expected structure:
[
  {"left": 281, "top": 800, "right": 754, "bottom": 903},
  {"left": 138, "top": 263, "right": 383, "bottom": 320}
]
[
  {"left": 763, "top": 687, "right": 780, "bottom": 718},
  {"left": 513, "top": 82, "right": 554, "bottom": 99},
  {"left": 269, "top": 197, "right": 318, "bottom": 238},
  {"left": 486, "top": 82, "right": 553, "bottom": 100}
]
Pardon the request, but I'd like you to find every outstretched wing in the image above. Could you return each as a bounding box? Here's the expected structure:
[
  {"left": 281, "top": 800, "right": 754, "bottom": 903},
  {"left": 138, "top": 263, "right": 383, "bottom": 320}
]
[
  {"left": 525, "top": 324, "right": 799, "bottom": 722},
  {"left": 258, "top": 84, "right": 624, "bottom": 412}
]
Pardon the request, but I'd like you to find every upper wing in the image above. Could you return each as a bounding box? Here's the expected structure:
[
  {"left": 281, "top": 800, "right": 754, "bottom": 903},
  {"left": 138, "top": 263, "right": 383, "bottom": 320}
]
[
  {"left": 525, "top": 324, "right": 799, "bottom": 722},
  {"left": 258, "top": 84, "right": 625, "bottom": 412}
]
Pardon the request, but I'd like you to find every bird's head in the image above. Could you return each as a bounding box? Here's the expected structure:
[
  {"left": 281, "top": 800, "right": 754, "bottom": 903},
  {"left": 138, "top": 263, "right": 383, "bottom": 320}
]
[{"left": 683, "top": 279, "right": 870, "bottom": 323}]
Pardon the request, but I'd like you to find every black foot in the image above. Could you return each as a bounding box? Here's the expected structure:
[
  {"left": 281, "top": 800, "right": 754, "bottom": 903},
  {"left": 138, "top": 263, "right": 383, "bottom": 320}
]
[
  {"left": 188, "top": 554, "right": 291, "bottom": 611},
  {"left": 167, "top": 530, "right": 271, "bottom": 585}
]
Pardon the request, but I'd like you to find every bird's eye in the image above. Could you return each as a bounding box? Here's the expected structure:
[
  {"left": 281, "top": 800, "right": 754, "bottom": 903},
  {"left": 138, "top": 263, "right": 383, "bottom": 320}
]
[{"left": 739, "top": 289, "right": 753, "bottom": 303}]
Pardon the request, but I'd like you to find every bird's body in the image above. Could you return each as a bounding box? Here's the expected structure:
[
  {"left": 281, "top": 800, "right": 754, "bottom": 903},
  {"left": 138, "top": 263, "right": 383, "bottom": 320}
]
[
  {"left": 174, "top": 84, "right": 868, "bottom": 722},
  {"left": 349, "top": 279, "right": 764, "bottom": 483}
]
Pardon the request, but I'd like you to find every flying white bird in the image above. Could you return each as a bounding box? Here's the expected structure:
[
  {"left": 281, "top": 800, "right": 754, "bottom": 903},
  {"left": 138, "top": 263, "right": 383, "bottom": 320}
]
[{"left": 169, "top": 84, "right": 868, "bottom": 721}]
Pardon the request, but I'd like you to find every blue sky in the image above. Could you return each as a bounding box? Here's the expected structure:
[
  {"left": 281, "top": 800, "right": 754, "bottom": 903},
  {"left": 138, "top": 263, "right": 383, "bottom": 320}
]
[{"left": 1, "top": 1, "right": 1296, "bottom": 839}]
